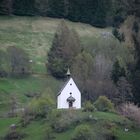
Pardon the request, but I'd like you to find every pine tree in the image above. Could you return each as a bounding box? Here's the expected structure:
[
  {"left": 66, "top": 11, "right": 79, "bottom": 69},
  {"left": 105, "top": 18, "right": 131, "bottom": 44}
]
[
  {"left": 131, "top": 32, "right": 140, "bottom": 106},
  {"left": 47, "top": 20, "right": 81, "bottom": 78},
  {"left": 13, "top": 0, "right": 36, "bottom": 15},
  {"left": 111, "top": 59, "right": 126, "bottom": 84}
]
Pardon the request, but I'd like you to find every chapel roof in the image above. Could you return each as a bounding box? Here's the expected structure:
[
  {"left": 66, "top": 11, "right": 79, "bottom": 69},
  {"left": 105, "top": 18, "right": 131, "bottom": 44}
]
[{"left": 57, "top": 78, "right": 71, "bottom": 96}]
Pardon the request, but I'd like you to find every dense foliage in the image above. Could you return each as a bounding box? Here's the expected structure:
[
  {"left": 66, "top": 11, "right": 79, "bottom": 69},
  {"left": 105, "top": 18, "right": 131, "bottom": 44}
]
[
  {"left": 94, "top": 96, "right": 115, "bottom": 112},
  {"left": 83, "top": 101, "right": 96, "bottom": 112},
  {"left": 0, "top": 0, "right": 139, "bottom": 27},
  {"left": 130, "top": 22, "right": 140, "bottom": 106},
  {"left": 72, "top": 124, "right": 94, "bottom": 140}
]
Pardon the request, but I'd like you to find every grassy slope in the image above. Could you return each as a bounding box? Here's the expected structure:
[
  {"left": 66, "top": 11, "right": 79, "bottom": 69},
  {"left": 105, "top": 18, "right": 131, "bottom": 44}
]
[
  {"left": 0, "top": 75, "right": 62, "bottom": 114},
  {"left": 0, "top": 16, "right": 138, "bottom": 139},
  {"left": 0, "top": 112, "right": 140, "bottom": 140},
  {"left": 0, "top": 118, "right": 19, "bottom": 138},
  {"left": 0, "top": 15, "right": 132, "bottom": 95},
  {"left": 0, "top": 16, "right": 119, "bottom": 112},
  {"left": 0, "top": 16, "right": 134, "bottom": 78},
  {"left": 0, "top": 16, "right": 129, "bottom": 73}
]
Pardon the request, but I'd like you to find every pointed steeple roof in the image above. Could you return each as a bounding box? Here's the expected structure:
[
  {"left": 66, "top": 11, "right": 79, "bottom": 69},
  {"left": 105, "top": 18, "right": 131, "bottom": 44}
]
[
  {"left": 57, "top": 78, "right": 71, "bottom": 96},
  {"left": 66, "top": 68, "right": 71, "bottom": 77}
]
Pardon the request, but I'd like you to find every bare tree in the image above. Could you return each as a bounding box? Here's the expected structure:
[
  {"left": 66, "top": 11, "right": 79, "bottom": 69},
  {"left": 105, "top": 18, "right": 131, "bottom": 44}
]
[
  {"left": 9, "top": 95, "right": 18, "bottom": 117},
  {"left": 93, "top": 54, "right": 112, "bottom": 80},
  {"left": 7, "top": 46, "right": 31, "bottom": 77},
  {"left": 116, "top": 77, "right": 133, "bottom": 104}
]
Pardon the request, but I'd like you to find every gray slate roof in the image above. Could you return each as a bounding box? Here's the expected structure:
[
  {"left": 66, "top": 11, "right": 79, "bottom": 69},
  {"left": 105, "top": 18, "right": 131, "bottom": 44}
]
[{"left": 57, "top": 78, "right": 71, "bottom": 96}]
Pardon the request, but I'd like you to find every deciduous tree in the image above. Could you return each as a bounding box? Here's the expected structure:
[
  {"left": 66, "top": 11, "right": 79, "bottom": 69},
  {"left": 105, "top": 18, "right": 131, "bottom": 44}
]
[{"left": 7, "top": 46, "right": 31, "bottom": 77}]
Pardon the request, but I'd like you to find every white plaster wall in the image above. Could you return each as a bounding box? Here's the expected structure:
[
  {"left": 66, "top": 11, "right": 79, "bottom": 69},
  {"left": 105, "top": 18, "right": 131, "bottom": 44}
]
[{"left": 57, "top": 78, "right": 81, "bottom": 109}]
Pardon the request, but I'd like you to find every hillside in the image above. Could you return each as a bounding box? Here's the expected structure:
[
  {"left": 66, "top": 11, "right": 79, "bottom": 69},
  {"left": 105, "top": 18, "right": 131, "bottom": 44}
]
[
  {"left": 0, "top": 16, "right": 133, "bottom": 73},
  {"left": 0, "top": 16, "right": 133, "bottom": 109},
  {"left": 0, "top": 111, "right": 140, "bottom": 140},
  {"left": 0, "top": 16, "right": 139, "bottom": 140},
  {"left": 0, "top": 16, "right": 113, "bottom": 73}
]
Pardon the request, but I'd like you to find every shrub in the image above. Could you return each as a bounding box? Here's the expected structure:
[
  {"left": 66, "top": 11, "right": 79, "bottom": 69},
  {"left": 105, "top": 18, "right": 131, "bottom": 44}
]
[
  {"left": 133, "top": 21, "right": 139, "bottom": 33},
  {"left": 7, "top": 46, "right": 31, "bottom": 77},
  {"left": 20, "top": 89, "right": 55, "bottom": 126},
  {"left": 49, "top": 110, "right": 90, "bottom": 133},
  {"left": 94, "top": 96, "right": 115, "bottom": 112},
  {"left": 4, "top": 124, "right": 25, "bottom": 140},
  {"left": 112, "top": 28, "right": 125, "bottom": 42},
  {"left": 119, "top": 103, "right": 140, "bottom": 127},
  {"left": 4, "top": 131, "right": 25, "bottom": 140},
  {"left": 112, "top": 28, "right": 119, "bottom": 39},
  {"left": 49, "top": 109, "right": 73, "bottom": 132},
  {"left": 102, "top": 121, "right": 118, "bottom": 140},
  {"left": 104, "top": 133, "right": 118, "bottom": 140},
  {"left": 28, "top": 89, "right": 55, "bottom": 118},
  {"left": 83, "top": 101, "right": 96, "bottom": 112},
  {"left": 20, "top": 107, "right": 35, "bottom": 127},
  {"left": 45, "top": 126, "right": 54, "bottom": 140},
  {"left": 72, "top": 124, "right": 94, "bottom": 140}
]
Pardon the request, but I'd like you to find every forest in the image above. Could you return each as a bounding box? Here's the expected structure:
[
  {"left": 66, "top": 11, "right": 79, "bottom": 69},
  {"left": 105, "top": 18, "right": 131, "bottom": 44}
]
[{"left": 0, "top": 0, "right": 140, "bottom": 27}]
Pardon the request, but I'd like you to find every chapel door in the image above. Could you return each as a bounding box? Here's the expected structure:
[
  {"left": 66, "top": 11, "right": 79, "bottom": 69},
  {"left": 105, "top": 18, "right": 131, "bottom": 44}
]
[{"left": 69, "top": 101, "right": 73, "bottom": 108}]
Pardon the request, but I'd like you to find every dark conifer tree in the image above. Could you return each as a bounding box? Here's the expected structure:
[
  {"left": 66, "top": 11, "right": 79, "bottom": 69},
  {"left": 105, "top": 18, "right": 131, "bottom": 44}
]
[
  {"left": 47, "top": 20, "right": 81, "bottom": 78},
  {"left": 131, "top": 32, "right": 140, "bottom": 106},
  {"left": 111, "top": 59, "right": 126, "bottom": 84},
  {"left": 13, "top": 0, "right": 36, "bottom": 16}
]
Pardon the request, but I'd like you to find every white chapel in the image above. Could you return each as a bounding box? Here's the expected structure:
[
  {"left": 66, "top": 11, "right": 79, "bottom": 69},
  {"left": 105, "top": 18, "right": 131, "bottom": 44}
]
[{"left": 57, "top": 69, "right": 81, "bottom": 109}]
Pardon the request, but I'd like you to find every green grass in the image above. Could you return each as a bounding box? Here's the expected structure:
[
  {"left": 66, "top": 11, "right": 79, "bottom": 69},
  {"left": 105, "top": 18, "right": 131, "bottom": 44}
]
[
  {"left": 21, "top": 120, "right": 47, "bottom": 140},
  {"left": 0, "top": 16, "right": 138, "bottom": 139},
  {"left": 93, "top": 112, "right": 127, "bottom": 122},
  {"left": 0, "top": 118, "right": 19, "bottom": 138},
  {"left": 54, "top": 129, "right": 74, "bottom": 140},
  {"left": 0, "top": 15, "right": 132, "bottom": 74},
  {"left": 0, "top": 112, "right": 139, "bottom": 140},
  {"left": 0, "top": 16, "right": 133, "bottom": 102},
  {"left": 0, "top": 15, "right": 124, "bottom": 113},
  {"left": 53, "top": 111, "right": 140, "bottom": 140},
  {"left": 116, "top": 127, "right": 140, "bottom": 140},
  {"left": 0, "top": 15, "right": 133, "bottom": 98},
  {"left": 0, "top": 75, "right": 62, "bottom": 114},
  {"left": 0, "top": 75, "right": 60, "bottom": 98},
  {"left": 0, "top": 118, "right": 73, "bottom": 140}
]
